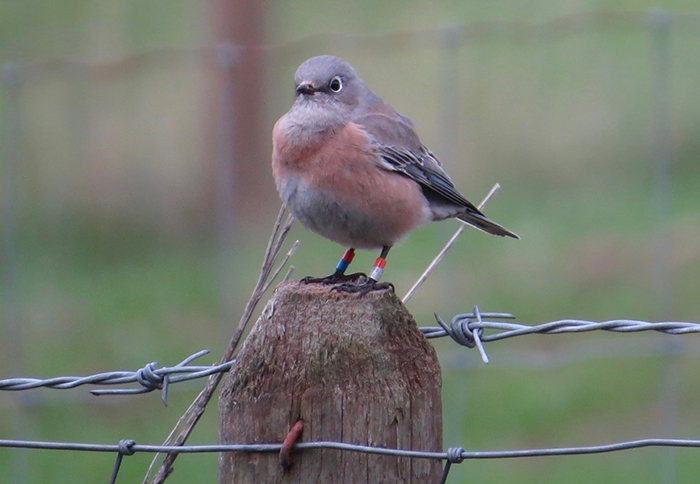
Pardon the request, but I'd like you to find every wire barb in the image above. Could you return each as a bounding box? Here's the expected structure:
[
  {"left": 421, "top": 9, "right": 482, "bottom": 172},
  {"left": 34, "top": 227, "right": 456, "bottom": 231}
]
[
  {"left": 0, "top": 350, "right": 235, "bottom": 406},
  {"left": 426, "top": 307, "right": 516, "bottom": 363},
  {"left": 423, "top": 310, "right": 700, "bottom": 363}
]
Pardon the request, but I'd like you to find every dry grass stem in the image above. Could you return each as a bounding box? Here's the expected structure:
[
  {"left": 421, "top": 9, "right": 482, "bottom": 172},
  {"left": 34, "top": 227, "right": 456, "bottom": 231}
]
[
  {"left": 262, "top": 240, "right": 300, "bottom": 293},
  {"left": 402, "top": 183, "right": 501, "bottom": 304},
  {"left": 144, "top": 206, "right": 296, "bottom": 484}
]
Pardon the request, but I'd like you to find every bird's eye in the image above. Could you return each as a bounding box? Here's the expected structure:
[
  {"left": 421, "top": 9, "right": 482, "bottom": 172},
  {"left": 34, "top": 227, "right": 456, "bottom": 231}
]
[{"left": 329, "top": 76, "right": 343, "bottom": 93}]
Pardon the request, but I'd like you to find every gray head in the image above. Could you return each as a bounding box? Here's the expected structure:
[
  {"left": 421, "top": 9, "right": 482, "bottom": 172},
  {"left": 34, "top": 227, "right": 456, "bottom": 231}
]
[{"left": 293, "top": 55, "right": 372, "bottom": 109}]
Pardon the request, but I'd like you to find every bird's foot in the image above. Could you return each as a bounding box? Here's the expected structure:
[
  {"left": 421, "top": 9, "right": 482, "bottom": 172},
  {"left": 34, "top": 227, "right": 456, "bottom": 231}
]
[
  {"left": 330, "top": 278, "right": 395, "bottom": 295},
  {"left": 300, "top": 270, "right": 367, "bottom": 285}
]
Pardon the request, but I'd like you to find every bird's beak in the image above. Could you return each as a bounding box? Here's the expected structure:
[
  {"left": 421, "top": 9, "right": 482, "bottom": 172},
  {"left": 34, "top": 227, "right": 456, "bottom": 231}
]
[{"left": 295, "top": 82, "right": 317, "bottom": 96}]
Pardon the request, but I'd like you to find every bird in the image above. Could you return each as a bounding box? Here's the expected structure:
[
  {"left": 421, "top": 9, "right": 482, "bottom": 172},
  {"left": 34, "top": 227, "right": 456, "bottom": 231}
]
[{"left": 272, "top": 55, "right": 518, "bottom": 293}]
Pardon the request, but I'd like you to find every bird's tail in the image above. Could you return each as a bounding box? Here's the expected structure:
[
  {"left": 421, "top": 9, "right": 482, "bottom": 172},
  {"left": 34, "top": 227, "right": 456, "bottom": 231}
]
[{"left": 457, "top": 212, "right": 519, "bottom": 239}]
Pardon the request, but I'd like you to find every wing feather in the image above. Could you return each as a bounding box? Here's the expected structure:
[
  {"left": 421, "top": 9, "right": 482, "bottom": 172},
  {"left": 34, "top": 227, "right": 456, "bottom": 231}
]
[{"left": 352, "top": 111, "right": 484, "bottom": 215}]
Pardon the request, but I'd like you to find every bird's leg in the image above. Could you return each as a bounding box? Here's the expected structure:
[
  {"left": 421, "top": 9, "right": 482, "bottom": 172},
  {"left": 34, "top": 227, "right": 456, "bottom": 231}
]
[
  {"left": 300, "top": 248, "right": 367, "bottom": 284},
  {"left": 368, "top": 245, "right": 390, "bottom": 282},
  {"left": 332, "top": 246, "right": 394, "bottom": 294},
  {"left": 335, "top": 248, "right": 362, "bottom": 278}
]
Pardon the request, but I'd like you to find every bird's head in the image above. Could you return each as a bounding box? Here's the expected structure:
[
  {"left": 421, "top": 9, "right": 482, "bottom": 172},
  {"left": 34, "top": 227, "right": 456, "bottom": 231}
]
[{"left": 293, "top": 55, "right": 363, "bottom": 108}]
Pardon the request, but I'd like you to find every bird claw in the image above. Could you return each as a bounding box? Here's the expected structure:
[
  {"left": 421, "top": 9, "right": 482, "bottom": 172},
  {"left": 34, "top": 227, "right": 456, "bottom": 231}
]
[
  {"left": 301, "top": 271, "right": 367, "bottom": 285},
  {"left": 330, "top": 279, "right": 395, "bottom": 295}
]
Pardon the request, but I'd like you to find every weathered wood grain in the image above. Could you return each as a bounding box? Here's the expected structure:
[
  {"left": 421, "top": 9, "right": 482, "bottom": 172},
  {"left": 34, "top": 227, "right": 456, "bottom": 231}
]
[{"left": 219, "top": 280, "right": 442, "bottom": 483}]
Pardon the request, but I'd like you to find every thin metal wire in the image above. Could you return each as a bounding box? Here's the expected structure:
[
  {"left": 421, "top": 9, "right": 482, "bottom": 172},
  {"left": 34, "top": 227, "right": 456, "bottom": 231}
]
[
  {"left": 6, "top": 10, "right": 700, "bottom": 82},
  {"left": 2, "top": 436, "right": 700, "bottom": 457},
  {"left": 3, "top": 436, "right": 700, "bottom": 484},
  {"left": 3, "top": 11, "right": 700, "bottom": 484},
  {"left": 424, "top": 308, "right": 700, "bottom": 363},
  {"left": 438, "top": 461, "right": 453, "bottom": 484},
  {"left": 2, "top": 316, "right": 698, "bottom": 397},
  {"left": 0, "top": 350, "right": 235, "bottom": 405},
  {"left": 109, "top": 440, "right": 135, "bottom": 484},
  {"left": 439, "top": 447, "right": 466, "bottom": 484},
  {"left": 2, "top": 339, "right": 698, "bottom": 410}
]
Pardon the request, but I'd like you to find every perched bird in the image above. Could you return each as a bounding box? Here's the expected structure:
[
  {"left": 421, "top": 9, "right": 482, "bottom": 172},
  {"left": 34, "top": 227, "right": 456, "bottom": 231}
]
[{"left": 272, "top": 55, "right": 518, "bottom": 292}]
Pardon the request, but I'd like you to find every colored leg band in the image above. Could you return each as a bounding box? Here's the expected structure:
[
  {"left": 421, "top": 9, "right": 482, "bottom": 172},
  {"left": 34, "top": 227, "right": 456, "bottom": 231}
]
[
  {"left": 335, "top": 249, "right": 356, "bottom": 274},
  {"left": 336, "top": 259, "right": 350, "bottom": 273},
  {"left": 369, "top": 257, "right": 387, "bottom": 281}
]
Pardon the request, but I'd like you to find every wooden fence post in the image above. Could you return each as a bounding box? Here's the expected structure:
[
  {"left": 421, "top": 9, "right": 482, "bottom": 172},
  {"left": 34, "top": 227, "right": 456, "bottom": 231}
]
[{"left": 218, "top": 280, "right": 443, "bottom": 483}]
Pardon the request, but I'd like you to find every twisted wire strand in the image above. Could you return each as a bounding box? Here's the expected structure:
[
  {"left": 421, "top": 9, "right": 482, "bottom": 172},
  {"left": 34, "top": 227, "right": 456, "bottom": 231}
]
[
  {"left": 2, "top": 315, "right": 698, "bottom": 396},
  {"left": 422, "top": 308, "right": 700, "bottom": 363},
  {"left": 0, "top": 350, "right": 235, "bottom": 405}
]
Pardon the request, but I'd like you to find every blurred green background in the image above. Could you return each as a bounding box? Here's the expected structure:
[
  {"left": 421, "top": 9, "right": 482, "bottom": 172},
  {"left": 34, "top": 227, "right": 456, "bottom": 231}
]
[{"left": 1, "top": 1, "right": 700, "bottom": 483}]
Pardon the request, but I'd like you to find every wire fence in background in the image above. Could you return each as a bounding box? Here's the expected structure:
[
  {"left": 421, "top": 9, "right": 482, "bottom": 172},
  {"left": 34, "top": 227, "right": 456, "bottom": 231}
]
[{"left": 2, "top": 8, "right": 699, "bottom": 484}]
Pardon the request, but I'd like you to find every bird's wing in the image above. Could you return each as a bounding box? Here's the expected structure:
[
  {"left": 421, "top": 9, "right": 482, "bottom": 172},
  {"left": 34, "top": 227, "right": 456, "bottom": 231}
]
[{"left": 353, "top": 111, "right": 484, "bottom": 214}]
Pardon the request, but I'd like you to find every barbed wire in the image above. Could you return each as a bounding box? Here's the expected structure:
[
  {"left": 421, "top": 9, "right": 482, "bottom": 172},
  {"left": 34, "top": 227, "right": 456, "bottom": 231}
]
[
  {"left": 2, "top": 435, "right": 700, "bottom": 484},
  {"left": 3, "top": 9, "right": 699, "bottom": 484},
  {"left": 2, "top": 313, "right": 697, "bottom": 403},
  {"left": 422, "top": 306, "right": 700, "bottom": 363},
  {"left": 0, "top": 350, "right": 234, "bottom": 406},
  {"left": 4, "top": 339, "right": 698, "bottom": 412}
]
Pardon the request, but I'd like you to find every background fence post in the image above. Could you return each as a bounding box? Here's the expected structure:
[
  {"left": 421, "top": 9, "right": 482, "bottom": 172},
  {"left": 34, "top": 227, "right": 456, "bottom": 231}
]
[
  {"left": 218, "top": 281, "right": 443, "bottom": 483},
  {"left": 215, "top": 43, "right": 240, "bottom": 331}
]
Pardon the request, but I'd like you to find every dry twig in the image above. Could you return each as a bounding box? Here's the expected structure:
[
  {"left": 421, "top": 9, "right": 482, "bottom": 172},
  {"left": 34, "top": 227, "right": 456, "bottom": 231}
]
[
  {"left": 403, "top": 183, "right": 501, "bottom": 304},
  {"left": 144, "top": 206, "right": 296, "bottom": 484}
]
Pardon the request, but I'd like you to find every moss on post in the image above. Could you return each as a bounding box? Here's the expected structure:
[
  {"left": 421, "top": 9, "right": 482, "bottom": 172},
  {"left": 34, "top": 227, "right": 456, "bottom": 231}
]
[{"left": 219, "top": 280, "right": 442, "bottom": 483}]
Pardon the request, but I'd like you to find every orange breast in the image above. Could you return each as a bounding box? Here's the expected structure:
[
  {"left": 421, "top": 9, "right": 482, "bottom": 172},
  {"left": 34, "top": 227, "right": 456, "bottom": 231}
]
[{"left": 273, "top": 121, "right": 431, "bottom": 248}]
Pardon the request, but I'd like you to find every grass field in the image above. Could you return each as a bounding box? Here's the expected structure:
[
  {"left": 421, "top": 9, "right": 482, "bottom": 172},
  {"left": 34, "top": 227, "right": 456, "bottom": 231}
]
[{"left": 1, "top": 2, "right": 700, "bottom": 483}]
